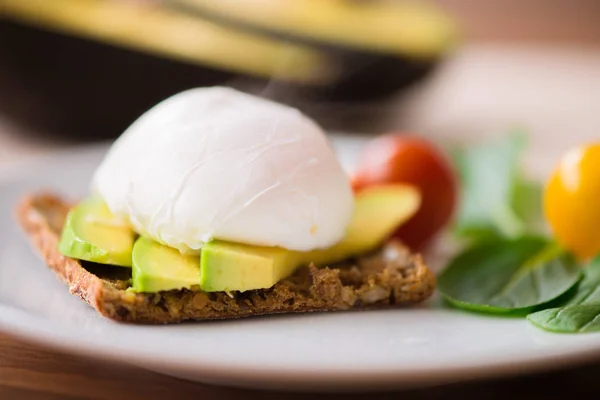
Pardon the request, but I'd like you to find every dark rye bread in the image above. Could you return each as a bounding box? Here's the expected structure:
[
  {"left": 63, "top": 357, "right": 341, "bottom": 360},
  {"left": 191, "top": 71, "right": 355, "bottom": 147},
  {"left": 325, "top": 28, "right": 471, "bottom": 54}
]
[{"left": 17, "top": 193, "right": 436, "bottom": 324}]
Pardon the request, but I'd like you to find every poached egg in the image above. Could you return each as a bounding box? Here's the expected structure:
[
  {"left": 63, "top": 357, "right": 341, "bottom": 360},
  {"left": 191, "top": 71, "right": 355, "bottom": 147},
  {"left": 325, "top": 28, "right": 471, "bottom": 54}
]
[{"left": 92, "top": 87, "right": 354, "bottom": 253}]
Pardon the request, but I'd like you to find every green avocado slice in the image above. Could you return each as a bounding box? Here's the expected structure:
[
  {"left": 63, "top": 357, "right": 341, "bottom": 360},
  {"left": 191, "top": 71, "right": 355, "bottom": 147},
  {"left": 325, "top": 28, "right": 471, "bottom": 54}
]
[
  {"left": 0, "top": 0, "right": 334, "bottom": 84},
  {"left": 58, "top": 197, "right": 135, "bottom": 267},
  {"left": 132, "top": 237, "right": 201, "bottom": 293},
  {"left": 303, "top": 184, "right": 421, "bottom": 266},
  {"left": 200, "top": 241, "right": 301, "bottom": 293},
  {"left": 130, "top": 184, "right": 420, "bottom": 293},
  {"left": 172, "top": 0, "right": 459, "bottom": 59}
]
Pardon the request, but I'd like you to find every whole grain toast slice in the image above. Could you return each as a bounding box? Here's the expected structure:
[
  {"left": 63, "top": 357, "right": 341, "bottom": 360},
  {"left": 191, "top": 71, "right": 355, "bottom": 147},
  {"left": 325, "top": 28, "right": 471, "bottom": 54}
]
[{"left": 16, "top": 193, "right": 436, "bottom": 324}]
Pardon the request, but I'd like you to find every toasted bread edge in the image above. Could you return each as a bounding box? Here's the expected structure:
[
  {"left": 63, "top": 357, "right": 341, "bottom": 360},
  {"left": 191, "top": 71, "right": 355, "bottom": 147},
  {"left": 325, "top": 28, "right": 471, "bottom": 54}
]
[{"left": 16, "top": 193, "right": 436, "bottom": 324}]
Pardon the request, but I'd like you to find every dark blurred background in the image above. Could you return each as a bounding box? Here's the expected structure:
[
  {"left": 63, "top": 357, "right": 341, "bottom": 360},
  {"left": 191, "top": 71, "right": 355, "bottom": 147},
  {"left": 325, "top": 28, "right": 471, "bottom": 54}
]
[{"left": 0, "top": 0, "right": 599, "bottom": 154}]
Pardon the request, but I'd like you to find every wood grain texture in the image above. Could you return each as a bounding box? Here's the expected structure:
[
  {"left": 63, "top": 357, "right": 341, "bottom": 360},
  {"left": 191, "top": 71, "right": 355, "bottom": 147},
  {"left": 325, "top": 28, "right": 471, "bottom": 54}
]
[
  {"left": 4, "top": 333, "right": 600, "bottom": 400},
  {"left": 0, "top": 333, "right": 240, "bottom": 400}
]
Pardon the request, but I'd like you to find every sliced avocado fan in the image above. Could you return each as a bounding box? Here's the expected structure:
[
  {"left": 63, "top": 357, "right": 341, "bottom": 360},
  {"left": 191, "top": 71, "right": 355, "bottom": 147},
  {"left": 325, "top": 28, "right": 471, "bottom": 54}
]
[
  {"left": 131, "top": 184, "right": 420, "bottom": 293},
  {"left": 58, "top": 184, "right": 420, "bottom": 292},
  {"left": 0, "top": 0, "right": 336, "bottom": 84},
  {"left": 172, "top": 0, "right": 460, "bottom": 59}
]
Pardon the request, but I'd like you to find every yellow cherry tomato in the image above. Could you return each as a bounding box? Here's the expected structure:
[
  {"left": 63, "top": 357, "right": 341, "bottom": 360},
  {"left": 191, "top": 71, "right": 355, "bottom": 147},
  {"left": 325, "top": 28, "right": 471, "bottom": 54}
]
[{"left": 545, "top": 144, "right": 600, "bottom": 260}]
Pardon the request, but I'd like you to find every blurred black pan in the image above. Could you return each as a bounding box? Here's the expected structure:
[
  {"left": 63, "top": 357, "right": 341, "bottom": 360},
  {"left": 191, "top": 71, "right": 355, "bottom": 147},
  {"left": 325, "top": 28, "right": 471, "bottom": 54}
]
[{"left": 0, "top": 0, "right": 458, "bottom": 139}]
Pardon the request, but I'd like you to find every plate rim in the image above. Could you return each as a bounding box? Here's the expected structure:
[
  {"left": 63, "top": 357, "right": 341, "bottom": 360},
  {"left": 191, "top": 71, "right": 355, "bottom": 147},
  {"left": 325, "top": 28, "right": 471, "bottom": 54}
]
[
  {"left": 3, "top": 300, "right": 600, "bottom": 390},
  {"left": 3, "top": 142, "right": 600, "bottom": 390}
]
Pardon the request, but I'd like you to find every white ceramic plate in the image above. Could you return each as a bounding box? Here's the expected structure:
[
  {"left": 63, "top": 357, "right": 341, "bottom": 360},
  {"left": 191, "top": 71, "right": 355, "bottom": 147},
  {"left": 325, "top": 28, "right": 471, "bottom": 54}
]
[{"left": 2, "top": 134, "right": 600, "bottom": 392}]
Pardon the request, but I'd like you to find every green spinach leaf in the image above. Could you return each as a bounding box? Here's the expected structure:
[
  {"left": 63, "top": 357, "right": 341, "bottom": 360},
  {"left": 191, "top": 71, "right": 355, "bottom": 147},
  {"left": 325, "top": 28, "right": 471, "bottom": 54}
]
[
  {"left": 438, "top": 237, "right": 582, "bottom": 313},
  {"left": 512, "top": 179, "right": 545, "bottom": 235},
  {"left": 528, "top": 257, "right": 600, "bottom": 332},
  {"left": 453, "top": 131, "right": 543, "bottom": 240},
  {"left": 527, "top": 305, "right": 600, "bottom": 333}
]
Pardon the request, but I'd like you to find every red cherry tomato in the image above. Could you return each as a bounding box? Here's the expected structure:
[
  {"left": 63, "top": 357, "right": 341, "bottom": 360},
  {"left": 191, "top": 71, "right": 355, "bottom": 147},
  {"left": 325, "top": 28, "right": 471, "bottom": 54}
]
[{"left": 353, "top": 133, "right": 457, "bottom": 250}]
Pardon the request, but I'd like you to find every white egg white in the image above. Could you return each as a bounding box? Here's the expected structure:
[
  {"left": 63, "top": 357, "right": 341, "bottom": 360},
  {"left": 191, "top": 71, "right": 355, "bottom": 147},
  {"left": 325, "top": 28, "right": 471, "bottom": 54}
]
[{"left": 92, "top": 87, "right": 354, "bottom": 253}]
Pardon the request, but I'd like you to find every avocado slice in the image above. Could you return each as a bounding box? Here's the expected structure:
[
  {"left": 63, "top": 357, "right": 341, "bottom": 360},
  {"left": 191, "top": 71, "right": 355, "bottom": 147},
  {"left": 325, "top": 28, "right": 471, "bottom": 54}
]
[
  {"left": 172, "top": 0, "right": 458, "bottom": 59},
  {"left": 0, "top": 0, "right": 333, "bottom": 84},
  {"left": 304, "top": 184, "right": 421, "bottom": 266},
  {"left": 171, "top": 0, "right": 457, "bottom": 101},
  {"left": 58, "top": 197, "right": 135, "bottom": 267},
  {"left": 130, "top": 184, "right": 420, "bottom": 293},
  {"left": 200, "top": 241, "right": 301, "bottom": 293},
  {"left": 132, "top": 237, "right": 201, "bottom": 293},
  {"left": 133, "top": 240, "right": 299, "bottom": 293},
  {"left": 198, "top": 184, "right": 420, "bottom": 292}
]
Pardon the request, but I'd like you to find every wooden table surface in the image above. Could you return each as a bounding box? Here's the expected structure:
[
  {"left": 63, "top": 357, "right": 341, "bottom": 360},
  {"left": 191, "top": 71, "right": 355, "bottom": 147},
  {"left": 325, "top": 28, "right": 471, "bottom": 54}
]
[
  {"left": 4, "top": 332, "right": 600, "bottom": 400},
  {"left": 2, "top": 43, "right": 600, "bottom": 398}
]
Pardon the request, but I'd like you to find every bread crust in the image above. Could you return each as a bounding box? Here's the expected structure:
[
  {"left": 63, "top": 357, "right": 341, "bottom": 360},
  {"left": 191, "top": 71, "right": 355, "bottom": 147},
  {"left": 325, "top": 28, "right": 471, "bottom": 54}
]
[{"left": 16, "top": 193, "right": 436, "bottom": 324}]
